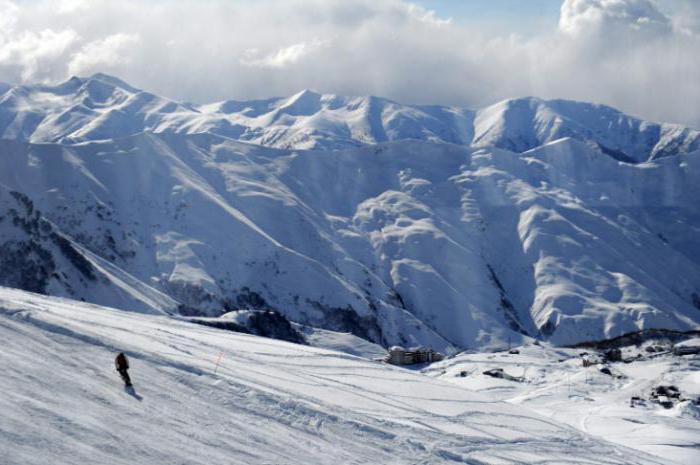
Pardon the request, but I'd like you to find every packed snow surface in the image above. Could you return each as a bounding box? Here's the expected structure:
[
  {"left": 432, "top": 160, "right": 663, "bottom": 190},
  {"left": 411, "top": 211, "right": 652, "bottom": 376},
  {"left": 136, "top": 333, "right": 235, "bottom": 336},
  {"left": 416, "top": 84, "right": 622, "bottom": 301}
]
[
  {"left": 0, "top": 287, "right": 666, "bottom": 465},
  {"left": 425, "top": 343, "right": 700, "bottom": 465}
]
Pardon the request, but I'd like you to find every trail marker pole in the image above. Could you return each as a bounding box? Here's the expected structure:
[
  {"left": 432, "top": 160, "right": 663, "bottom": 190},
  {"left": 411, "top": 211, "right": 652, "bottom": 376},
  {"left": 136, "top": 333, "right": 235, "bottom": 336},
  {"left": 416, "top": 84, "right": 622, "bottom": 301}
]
[{"left": 214, "top": 352, "right": 224, "bottom": 375}]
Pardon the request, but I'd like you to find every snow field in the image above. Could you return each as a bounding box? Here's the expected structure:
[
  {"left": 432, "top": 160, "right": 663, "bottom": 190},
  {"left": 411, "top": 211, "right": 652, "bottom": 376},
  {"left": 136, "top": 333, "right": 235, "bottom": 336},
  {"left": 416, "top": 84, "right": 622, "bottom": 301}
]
[
  {"left": 0, "top": 287, "right": 665, "bottom": 465},
  {"left": 425, "top": 343, "right": 700, "bottom": 464}
]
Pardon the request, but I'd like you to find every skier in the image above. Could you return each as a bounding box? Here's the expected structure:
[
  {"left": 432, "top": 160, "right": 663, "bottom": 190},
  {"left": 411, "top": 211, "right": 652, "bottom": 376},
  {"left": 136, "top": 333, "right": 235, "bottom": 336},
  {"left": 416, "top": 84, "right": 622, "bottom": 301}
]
[{"left": 115, "top": 352, "right": 132, "bottom": 387}]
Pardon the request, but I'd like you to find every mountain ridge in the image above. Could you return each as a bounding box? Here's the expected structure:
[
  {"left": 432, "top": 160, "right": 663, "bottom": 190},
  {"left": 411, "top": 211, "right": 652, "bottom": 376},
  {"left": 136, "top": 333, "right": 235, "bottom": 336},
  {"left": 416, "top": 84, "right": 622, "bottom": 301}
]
[{"left": 1, "top": 73, "right": 697, "bottom": 161}]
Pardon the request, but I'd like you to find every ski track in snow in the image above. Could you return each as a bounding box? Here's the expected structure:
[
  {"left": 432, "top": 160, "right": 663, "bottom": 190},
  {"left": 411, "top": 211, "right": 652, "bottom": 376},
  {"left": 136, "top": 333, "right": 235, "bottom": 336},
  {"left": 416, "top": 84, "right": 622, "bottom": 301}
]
[{"left": 0, "top": 287, "right": 667, "bottom": 465}]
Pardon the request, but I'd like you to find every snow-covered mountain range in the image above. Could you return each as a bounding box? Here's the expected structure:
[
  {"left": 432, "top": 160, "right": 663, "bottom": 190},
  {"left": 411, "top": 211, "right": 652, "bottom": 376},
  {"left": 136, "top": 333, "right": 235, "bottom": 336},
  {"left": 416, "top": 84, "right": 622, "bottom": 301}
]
[
  {"left": 2, "top": 73, "right": 699, "bottom": 160},
  {"left": 0, "top": 73, "right": 698, "bottom": 351}
]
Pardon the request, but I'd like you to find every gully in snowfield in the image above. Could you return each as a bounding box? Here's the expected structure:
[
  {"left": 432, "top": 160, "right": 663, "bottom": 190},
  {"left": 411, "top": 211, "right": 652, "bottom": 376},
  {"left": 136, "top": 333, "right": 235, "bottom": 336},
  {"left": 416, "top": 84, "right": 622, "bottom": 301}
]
[{"left": 115, "top": 352, "right": 132, "bottom": 387}]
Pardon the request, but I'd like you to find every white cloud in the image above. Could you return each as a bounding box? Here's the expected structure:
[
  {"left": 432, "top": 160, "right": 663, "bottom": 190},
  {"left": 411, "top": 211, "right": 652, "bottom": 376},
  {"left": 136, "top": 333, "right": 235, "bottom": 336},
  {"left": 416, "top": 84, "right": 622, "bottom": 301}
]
[
  {"left": 537, "top": 0, "right": 700, "bottom": 126},
  {"left": 241, "top": 38, "right": 330, "bottom": 68},
  {"left": 68, "top": 33, "right": 140, "bottom": 76},
  {"left": 0, "top": 0, "right": 78, "bottom": 82},
  {"left": 668, "top": 0, "right": 700, "bottom": 35},
  {"left": 0, "top": 0, "right": 698, "bottom": 128},
  {"left": 406, "top": 4, "right": 452, "bottom": 26},
  {"left": 0, "top": 26, "right": 78, "bottom": 82},
  {"left": 559, "top": 0, "right": 672, "bottom": 36},
  {"left": 0, "top": 0, "right": 18, "bottom": 31},
  {"left": 57, "top": 0, "right": 90, "bottom": 14}
]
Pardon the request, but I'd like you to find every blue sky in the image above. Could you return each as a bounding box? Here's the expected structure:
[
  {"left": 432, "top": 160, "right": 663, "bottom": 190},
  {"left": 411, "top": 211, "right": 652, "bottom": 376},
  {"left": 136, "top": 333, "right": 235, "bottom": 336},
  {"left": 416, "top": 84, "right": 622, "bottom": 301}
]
[{"left": 413, "top": 0, "right": 562, "bottom": 33}]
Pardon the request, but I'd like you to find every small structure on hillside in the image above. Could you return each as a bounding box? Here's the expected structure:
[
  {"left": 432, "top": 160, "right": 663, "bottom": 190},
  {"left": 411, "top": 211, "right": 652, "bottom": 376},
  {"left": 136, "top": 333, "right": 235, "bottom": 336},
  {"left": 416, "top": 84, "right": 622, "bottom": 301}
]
[
  {"left": 651, "top": 385, "right": 680, "bottom": 400},
  {"left": 386, "top": 346, "right": 444, "bottom": 365},
  {"left": 483, "top": 368, "right": 525, "bottom": 383},
  {"left": 650, "top": 385, "right": 682, "bottom": 409},
  {"left": 604, "top": 348, "right": 623, "bottom": 362}
]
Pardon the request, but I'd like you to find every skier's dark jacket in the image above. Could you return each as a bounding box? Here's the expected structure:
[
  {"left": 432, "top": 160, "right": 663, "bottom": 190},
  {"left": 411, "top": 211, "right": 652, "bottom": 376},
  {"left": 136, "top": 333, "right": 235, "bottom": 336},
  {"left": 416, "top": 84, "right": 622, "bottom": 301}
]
[{"left": 115, "top": 353, "right": 129, "bottom": 371}]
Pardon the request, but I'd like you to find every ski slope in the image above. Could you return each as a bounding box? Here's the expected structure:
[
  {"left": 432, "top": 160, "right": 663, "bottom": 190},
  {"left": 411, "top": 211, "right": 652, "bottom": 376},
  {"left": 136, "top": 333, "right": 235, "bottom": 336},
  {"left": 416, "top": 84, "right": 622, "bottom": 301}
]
[
  {"left": 425, "top": 343, "right": 700, "bottom": 465},
  {"left": 0, "top": 287, "right": 665, "bottom": 465}
]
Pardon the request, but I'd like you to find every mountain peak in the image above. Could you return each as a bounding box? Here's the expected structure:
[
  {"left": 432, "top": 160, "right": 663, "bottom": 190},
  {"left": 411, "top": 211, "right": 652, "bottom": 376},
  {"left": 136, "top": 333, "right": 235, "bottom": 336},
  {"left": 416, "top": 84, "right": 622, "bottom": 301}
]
[
  {"left": 87, "top": 73, "right": 140, "bottom": 93},
  {"left": 493, "top": 96, "right": 543, "bottom": 107},
  {"left": 275, "top": 88, "right": 324, "bottom": 116},
  {"left": 292, "top": 88, "right": 322, "bottom": 99},
  {"left": 50, "top": 75, "right": 86, "bottom": 94},
  {"left": 285, "top": 88, "right": 323, "bottom": 104}
]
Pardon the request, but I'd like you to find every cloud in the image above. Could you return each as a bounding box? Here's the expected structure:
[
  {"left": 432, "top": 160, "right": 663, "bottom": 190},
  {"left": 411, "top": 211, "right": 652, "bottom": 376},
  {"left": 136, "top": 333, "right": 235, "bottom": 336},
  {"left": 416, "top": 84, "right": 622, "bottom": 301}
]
[
  {"left": 0, "top": 0, "right": 78, "bottom": 82},
  {"left": 241, "top": 38, "right": 330, "bottom": 68},
  {"left": 535, "top": 0, "right": 700, "bottom": 126},
  {"left": 668, "top": 0, "right": 700, "bottom": 34},
  {"left": 406, "top": 4, "right": 452, "bottom": 26},
  {"left": 559, "top": 0, "right": 672, "bottom": 36},
  {"left": 0, "top": 0, "right": 17, "bottom": 31},
  {"left": 0, "top": 0, "right": 698, "bottom": 128},
  {"left": 68, "top": 33, "right": 140, "bottom": 76},
  {"left": 56, "top": 0, "right": 90, "bottom": 14}
]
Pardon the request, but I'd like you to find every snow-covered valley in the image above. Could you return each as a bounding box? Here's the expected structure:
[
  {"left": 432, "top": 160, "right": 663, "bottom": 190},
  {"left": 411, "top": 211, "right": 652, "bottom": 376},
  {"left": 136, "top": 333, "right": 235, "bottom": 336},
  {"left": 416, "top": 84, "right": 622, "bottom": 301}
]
[{"left": 0, "top": 286, "right": 679, "bottom": 465}]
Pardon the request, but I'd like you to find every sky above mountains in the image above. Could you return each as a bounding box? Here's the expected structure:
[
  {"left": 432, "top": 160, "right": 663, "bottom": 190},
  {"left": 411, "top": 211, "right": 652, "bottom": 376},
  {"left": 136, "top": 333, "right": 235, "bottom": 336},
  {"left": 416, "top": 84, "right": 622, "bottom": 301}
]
[
  {"left": 414, "top": 0, "right": 689, "bottom": 30},
  {"left": 0, "top": 0, "right": 698, "bottom": 128}
]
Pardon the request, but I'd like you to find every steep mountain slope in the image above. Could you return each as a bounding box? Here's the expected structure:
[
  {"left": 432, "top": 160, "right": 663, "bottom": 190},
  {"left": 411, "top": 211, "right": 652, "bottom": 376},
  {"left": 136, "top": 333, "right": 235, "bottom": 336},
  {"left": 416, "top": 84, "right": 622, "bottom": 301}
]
[
  {"left": 0, "top": 183, "right": 177, "bottom": 314},
  {"left": 0, "top": 131, "right": 698, "bottom": 349},
  {"left": 1, "top": 73, "right": 697, "bottom": 161},
  {"left": 463, "top": 139, "right": 700, "bottom": 344},
  {"left": 0, "top": 74, "right": 195, "bottom": 143},
  {"left": 472, "top": 97, "right": 700, "bottom": 162},
  {"left": 0, "top": 287, "right": 666, "bottom": 465}
]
